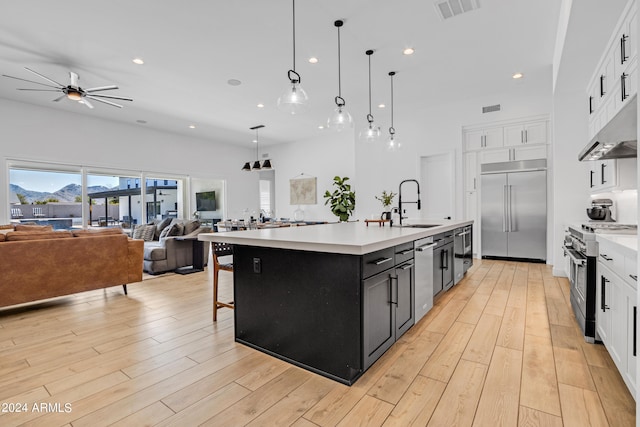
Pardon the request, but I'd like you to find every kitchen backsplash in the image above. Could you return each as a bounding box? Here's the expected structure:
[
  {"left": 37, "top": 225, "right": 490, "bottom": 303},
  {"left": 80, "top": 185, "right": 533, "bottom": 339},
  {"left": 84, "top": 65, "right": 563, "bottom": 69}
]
[{"left": 591, "top": 190, "right": 638, "bottom": 224}]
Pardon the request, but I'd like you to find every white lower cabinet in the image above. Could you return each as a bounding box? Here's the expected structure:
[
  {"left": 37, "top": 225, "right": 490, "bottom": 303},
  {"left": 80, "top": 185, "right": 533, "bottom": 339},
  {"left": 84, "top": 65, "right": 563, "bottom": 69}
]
[{"left": 597, "top": 252, "right": 637, "bottom": 398}]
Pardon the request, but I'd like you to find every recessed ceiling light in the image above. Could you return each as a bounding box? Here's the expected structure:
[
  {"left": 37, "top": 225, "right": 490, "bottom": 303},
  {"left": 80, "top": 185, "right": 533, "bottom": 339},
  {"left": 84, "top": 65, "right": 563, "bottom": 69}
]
[
  {"left": 309, "top": 57, "right": 319, "bottom": 64},
  {"left": 257, "top": 103, "right": 264, "bottom": 108},
  {"left": 378, "top": 103, "right": 386, "bottom": 109},
  {"left": 136, "top": 120, "right": 147, "bottom": 124},
  {"left": 227, "top": 79, "right": 242, "bottom": 86},
  {"left": 189, "top": 125, "right": 196, "bottom": 129},
  {"left": 132, "top": 58, "right": 144, "bottom": 65},
  {"left": 403, "top": 48, "right": 415, "bottom": 55},
  {"left": 318, "top": 125, "right": 324, "bottom": 129},
  {"left": 512, "top": 72, "right": 524, "bottom": 79}
]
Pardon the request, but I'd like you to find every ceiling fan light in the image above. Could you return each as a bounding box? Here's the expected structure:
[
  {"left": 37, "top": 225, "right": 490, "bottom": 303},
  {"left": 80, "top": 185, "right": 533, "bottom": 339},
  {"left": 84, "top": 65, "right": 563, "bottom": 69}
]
[
  {"left": 277, "top": 81, "right": 309, "bottom": 114},
  {"left": 241, "top": 162, "right": 252, "bottom": 171},
  {"left": 67, "top": 90, "right": 82, "bottom": 101}
]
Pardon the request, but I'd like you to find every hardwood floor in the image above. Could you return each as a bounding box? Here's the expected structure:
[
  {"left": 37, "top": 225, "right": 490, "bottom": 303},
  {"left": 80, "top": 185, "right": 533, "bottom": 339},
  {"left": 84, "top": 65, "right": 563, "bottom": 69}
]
[{"left": 0, "top": 259, "right": 635, "bottom": 426}]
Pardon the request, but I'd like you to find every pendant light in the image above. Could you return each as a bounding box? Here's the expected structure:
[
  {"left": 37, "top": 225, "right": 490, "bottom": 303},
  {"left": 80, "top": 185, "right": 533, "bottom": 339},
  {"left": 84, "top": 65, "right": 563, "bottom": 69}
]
[
  {"left": 327, "top": 20, "right": 353, "bottom": 131},
  {"left": 358, "top": 49, "right": 381, "bottom": 143},
  {"left": 277, "top": 0, "right": 308, "bottom": 114},
  {"left": 386, "top": 71, "right": 402, "bottom": 152},
  {"left": 242, "top": 125, "right": 271, "bottom": 171}
]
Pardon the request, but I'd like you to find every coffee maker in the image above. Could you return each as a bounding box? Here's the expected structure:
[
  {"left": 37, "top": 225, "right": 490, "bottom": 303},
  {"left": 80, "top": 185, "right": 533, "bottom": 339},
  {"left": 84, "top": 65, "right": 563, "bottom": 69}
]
[{"left": 586, "top": 198, "right": 615, "bottom": 222}]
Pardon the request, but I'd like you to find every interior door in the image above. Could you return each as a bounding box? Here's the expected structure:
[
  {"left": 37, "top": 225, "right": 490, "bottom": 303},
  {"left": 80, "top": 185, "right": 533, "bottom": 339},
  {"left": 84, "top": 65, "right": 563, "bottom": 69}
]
[
  {"left": 480, "top": 173, "right": 507, "bottom": 257},
  {"left": 420, "top": 152, "right": 454, "bottom": 220},
  {"left": 506, "top": 170, "right": 546, "bottom": 261}
]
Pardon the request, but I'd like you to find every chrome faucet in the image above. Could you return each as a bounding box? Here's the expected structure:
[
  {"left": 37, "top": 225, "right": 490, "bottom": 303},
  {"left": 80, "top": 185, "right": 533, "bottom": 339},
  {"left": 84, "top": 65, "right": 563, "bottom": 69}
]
[{"left": 398, "top": 179, "right": 421, "bottom": 226}]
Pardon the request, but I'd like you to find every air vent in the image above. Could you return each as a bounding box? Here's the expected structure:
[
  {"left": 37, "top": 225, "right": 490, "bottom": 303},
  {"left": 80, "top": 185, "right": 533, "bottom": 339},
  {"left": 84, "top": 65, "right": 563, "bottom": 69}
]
[
  {"left": 482, "top": 104, "right": 501, "bottom": 113},
  {"left": 435, "top": 0, "right": 480, "bottom": 20}
]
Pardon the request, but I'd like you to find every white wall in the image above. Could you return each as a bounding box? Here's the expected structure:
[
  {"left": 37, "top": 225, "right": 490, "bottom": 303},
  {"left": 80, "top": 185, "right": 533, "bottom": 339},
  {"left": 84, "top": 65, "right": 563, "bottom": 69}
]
[
  {"left": 0, "top": 98, "right": 259, "bottom": 224},
  {"left": 267, "top": 130, "right": 356, "bottom": 222}
]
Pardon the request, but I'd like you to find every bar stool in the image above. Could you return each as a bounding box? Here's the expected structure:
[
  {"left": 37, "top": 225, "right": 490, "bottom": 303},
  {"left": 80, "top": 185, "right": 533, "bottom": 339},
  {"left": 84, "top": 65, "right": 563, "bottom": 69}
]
[{"left": 213, "top": 242, "right": 234, "bottom": 321}]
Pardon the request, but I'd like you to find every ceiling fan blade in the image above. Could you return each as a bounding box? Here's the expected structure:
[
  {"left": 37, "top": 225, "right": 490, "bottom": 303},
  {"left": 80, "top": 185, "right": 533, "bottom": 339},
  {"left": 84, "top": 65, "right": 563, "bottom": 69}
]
[
  {"left": 52, "top": 95, "right": 66, "bottom": 102},
  {"left": 84, "top": 85, "right": 118, "bottom": 93},
  {"left": 86, "top": 95, "right": 123, "bottom": 108},
  {"left": 80, "top": 98, "right": 94, "bottom": 109},
  {"left": 87, "top": 93, "right": 133, "bottom": 102},
  {"left": 17, "top": 88, "right": 62, "bottom": 92},
  {"left": 2, "top": 74, "right": 62, "bottom": 88},
  {"left": 24, "top": 67, "right": 66, "bottom": 87}
]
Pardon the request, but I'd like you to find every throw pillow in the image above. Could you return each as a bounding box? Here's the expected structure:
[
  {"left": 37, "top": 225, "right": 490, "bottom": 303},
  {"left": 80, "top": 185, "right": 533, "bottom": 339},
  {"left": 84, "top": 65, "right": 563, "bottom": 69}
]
[
  {"left": 132, "top": 224, "right": 155, "bottom": 241},
  {"left": 159, "top": 222, "right": 184, "bottom": 241},
  {"left": 154, "top": 217, "right": 173, "bottom": 240},
  {"left": 0, "top": 234, "right": 5, "bottom": 242},
  {"left": 183, "top": 219, "right": 201, "bottom": 236}
]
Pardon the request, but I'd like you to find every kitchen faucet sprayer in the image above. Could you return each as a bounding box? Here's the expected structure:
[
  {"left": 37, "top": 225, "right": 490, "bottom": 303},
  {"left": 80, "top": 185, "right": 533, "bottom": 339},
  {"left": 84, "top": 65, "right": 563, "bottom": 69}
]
[{"left": 398, "top": 179, "right": 421, "bottom": 226}]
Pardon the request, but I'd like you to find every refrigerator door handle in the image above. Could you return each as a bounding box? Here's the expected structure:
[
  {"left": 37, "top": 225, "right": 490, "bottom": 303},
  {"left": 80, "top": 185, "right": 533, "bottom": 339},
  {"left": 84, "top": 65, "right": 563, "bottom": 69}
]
[
  {"left": 503, "top": 185, "right": 508, "bottom": 232},
  {"left": 508, "top": 185, "right": 513, "bottom": 232}
]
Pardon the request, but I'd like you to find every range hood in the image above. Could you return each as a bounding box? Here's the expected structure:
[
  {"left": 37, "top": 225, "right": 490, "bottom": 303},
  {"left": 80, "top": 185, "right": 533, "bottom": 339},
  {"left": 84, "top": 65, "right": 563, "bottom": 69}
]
[{"left": 578, "top": 94, "right": 637, "bottom": 161}]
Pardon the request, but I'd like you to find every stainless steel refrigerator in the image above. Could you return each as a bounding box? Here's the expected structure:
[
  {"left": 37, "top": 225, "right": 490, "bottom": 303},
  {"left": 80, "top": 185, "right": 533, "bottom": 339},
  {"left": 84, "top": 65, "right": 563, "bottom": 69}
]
[{"left": 480, "top": 159, "right": 546, "bottom": 262}]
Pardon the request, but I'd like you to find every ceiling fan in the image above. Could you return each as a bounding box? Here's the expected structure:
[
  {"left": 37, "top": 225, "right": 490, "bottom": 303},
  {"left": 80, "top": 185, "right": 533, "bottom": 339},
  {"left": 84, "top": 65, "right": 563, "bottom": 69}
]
[{"left": 2, "top": 67, "right": 133, "bottom": 109}]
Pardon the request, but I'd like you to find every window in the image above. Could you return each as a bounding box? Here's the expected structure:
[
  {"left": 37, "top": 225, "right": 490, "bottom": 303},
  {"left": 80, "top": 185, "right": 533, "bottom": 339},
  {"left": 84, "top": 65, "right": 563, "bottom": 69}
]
[
  {"left": 259, "top": 170, "right": 275, "bottom": 218},
  {"left": 87, "top": 172, "right": 142, "bottom": 229}
]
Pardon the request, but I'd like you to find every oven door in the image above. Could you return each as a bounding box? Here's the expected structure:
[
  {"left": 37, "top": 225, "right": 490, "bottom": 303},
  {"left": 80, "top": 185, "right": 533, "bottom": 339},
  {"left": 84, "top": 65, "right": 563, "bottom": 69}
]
[{"left": 565, "top": 246, "right": 590, "bottom": 335}]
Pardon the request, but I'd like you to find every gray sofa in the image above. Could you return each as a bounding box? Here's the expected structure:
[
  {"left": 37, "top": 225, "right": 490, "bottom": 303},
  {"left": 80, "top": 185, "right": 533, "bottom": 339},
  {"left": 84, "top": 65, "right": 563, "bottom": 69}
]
[{"left": 134, "top": 218, "right": 211, "bottom": 274}]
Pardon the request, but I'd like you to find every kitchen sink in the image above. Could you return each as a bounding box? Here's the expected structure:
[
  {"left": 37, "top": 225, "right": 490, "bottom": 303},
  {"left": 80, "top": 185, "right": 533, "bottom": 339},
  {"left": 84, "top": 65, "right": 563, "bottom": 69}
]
[{"left": 403, "top": 224, "right": 439, "bottom": 228}]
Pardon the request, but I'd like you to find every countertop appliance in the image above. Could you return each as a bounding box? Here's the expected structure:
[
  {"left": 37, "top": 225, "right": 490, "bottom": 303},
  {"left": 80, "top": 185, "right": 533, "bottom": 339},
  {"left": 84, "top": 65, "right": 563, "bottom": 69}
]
[
  {"left": 433, "top": 231, "right": 454, "bottom": 296},
  {"left": 454, "top": 225, "right": 473, "bottom": 285},
  {"left": 481, "top": 159, "right": 547, "bottom": 262},
  {"left": 586, "top": 199, "right": 614, "bottom": 222},
  {"left": 414, "top": 236, "right": 435, "bottom": 323}
]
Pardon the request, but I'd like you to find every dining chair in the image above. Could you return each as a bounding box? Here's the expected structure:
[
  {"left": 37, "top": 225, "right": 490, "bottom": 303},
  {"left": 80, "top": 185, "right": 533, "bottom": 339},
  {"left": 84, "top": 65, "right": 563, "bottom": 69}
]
[{"left": 212, "top": 242, "right": 234, "bottom": 321}]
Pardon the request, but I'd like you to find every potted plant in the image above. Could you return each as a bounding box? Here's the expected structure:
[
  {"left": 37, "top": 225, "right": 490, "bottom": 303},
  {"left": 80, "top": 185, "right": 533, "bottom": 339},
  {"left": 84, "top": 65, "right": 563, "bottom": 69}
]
[
  {"left": 324, "top": 176, "right": 356, "bottom": 222},
  {"left": 375, "top": 190, "right": 397, "bottom": 220}
]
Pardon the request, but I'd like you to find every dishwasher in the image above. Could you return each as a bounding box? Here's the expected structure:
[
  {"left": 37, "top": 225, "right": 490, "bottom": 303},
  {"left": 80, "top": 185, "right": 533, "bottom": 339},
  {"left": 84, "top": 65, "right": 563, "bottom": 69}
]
[{"left": 414, "top": 236, "right": 435, "bottom": 323}]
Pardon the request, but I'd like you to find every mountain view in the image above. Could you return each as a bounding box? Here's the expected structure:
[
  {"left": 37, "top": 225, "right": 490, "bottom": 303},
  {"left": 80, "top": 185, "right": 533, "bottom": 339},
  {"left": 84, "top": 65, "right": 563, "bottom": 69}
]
[{"left": 10, "top": 183, "right": 114, "bottom": 203}]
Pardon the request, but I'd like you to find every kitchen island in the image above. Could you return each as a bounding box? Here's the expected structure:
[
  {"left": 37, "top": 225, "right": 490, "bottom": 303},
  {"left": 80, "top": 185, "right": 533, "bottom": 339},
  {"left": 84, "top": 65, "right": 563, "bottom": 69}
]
[{"left": 199, "top": 219, "right": 473, "bottom": 384}]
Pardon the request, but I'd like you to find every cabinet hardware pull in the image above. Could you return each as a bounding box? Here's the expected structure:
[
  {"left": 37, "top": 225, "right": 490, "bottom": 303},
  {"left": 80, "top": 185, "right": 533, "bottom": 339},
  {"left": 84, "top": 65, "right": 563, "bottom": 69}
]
[
  {"left": 520, "top": 130, "right": 524, "bottom": 143},
  {"left": 600, "top": 74, "right": 606, "bottom": 96},
  {"left": 443, "top": 249, "right": 449, "bottom": 270},
  {"left": 400, "top": 263, "right": 413, "bottom": 270},
  {"left": 473, "top": 177, "right": 476, "bottom": 190},
  {"left": 373, "top": 257, "right": 393, "bottom": 265},
  {"left": 634, "top": 306, "right": 637, "bottom": 357},
  {"left": 524, "top": 130, "right": 528, "bottom": 143},
  {"left": 589, "top": 96, "right": 594, "bottom": 114},
  {"left": 601, "top": 163, "right": 606, "bottom": 184},
  {"left": 630, "top": 274, "right": 637, "bottom": 281},
  {"left": 621, "top": 73, "right": 628, "bottom": 102},
  {"left": 621, "top": 34, "right": 628, "bottom": 65},
  {"left": 600, "top": 254, "right": 613, "bottom": 261},
  {"left": 389, "top": 276, "right": 398, "bottom": 305},
  {"left": 590, "top": 170, "right": 595, "bottom": 188},
  {"left": 416, "top": 243, "right": 436, "bottom": 251},
  {"left": 601, "top": 275, "right": 609, "bottom": 311},
  {"left": 398, "top": 249, "right": 414, "bottom": 255}
]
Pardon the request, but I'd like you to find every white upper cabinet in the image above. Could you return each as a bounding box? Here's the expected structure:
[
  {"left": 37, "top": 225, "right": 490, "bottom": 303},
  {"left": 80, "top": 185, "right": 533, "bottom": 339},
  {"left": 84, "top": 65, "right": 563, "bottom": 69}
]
[
  {"left": 587, "top": 0, "right": 638, "bottom": 139},
  {"left": 464, "top": 127, "right": 503, "bottom": 150},
  {"left": 504, "top": 121, "right": 547, "bottom": 146}
]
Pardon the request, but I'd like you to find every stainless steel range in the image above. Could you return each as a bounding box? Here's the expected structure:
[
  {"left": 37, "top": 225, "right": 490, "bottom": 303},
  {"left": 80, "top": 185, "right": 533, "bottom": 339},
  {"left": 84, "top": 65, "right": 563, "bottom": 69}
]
[{"left": 564, "top": 223, "right": 637, "bottom": 342}]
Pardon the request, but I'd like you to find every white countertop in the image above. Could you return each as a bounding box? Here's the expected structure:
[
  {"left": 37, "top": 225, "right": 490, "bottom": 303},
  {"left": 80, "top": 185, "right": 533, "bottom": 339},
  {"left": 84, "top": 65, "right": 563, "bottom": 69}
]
[
  {"left": 199, "top": 219, "right": 473, "bottom": 255},
  {"left": 596, "top": 234, "right": 638, "bottom": 257}
]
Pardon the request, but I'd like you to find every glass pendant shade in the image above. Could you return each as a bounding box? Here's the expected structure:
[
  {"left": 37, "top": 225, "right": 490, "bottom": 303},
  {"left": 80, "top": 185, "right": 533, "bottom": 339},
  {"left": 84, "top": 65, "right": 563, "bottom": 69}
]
[
  {"left": 386, "top": 134, "right": 402, "bottom": 152},
  {"left": 277, "top": 79, "right": 309, "bottom": 115},
  {"left": 327, "top": 105, "right": 353, "bottom": 131}
]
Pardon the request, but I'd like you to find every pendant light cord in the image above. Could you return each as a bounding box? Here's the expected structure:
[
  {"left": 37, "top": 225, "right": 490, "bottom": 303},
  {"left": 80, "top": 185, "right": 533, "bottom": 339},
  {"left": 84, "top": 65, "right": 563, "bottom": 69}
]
[
  {"left": 334, "top": 20, "right": 345, "bottom": 107},
  {"left": 366, "top": 50, "right": 374, "bottom": 123},
  {"left": 389, "top": 71, "right": 395, "bottom": 135},
  {"left": 292, "top": 0, "right": 296, "bottom": 72}
]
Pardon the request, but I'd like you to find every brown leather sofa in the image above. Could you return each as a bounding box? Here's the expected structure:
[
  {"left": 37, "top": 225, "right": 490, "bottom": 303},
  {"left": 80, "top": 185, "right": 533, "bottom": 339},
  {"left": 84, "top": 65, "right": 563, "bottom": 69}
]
[{"left": 0, "top": 225, "right": 144, "bottom": 309}]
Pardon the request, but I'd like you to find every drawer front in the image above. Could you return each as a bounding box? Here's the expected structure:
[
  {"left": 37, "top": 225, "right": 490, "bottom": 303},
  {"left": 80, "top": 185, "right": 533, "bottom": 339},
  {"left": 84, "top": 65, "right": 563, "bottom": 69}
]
[
  {"left": 363, "top": 247, "right": 395, "bottom": 279},
  {"left": 625, "top": 254, "right": 638, "bottom": 290},
  {"left": 599, "top": 240, "right": 624, "bottom": 274},
  {"left": 395, "top": 242, "right": 415, "bottom": 265}
]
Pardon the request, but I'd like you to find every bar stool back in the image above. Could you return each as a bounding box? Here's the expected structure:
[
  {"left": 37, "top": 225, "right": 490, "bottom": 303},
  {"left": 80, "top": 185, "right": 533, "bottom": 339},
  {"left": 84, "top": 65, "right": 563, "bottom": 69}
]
[{"left": 212, "top": 242, "right": 234, "bottom": 321}]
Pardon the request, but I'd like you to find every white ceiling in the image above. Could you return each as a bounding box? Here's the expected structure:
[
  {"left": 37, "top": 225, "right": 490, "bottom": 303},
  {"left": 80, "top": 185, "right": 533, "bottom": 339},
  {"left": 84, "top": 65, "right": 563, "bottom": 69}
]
[{"left": 0, "top": 0, "right": 563, "bottom": 148}]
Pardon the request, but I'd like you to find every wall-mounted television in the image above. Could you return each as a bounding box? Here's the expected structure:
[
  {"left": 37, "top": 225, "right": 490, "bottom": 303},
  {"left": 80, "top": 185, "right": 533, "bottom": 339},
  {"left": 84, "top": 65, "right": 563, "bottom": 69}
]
[{"left": 196, "top": 191, "right": 216, "bottom": 211}]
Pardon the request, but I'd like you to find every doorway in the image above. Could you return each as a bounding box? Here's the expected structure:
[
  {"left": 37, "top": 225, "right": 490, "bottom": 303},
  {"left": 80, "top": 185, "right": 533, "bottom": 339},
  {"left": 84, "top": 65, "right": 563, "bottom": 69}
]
[{"left": 420, "top": 152, "right": 455, "bottom": 220}]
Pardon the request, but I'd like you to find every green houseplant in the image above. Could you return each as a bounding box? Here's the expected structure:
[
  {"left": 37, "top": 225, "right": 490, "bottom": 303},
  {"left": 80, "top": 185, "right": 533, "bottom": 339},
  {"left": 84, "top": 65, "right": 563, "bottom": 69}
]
[
  {"left": 375, "top": 190, "right": 397, "bottom": 220},
  {"left": 324, "top": 176, "right": 356, "bottom": 222}
]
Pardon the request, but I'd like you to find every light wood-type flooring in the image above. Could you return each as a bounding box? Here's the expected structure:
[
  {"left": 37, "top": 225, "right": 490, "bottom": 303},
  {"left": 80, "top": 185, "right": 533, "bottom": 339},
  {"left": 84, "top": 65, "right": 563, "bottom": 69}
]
[{"left": 0, "top": 259, "right": 635, "bottom": 426}]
